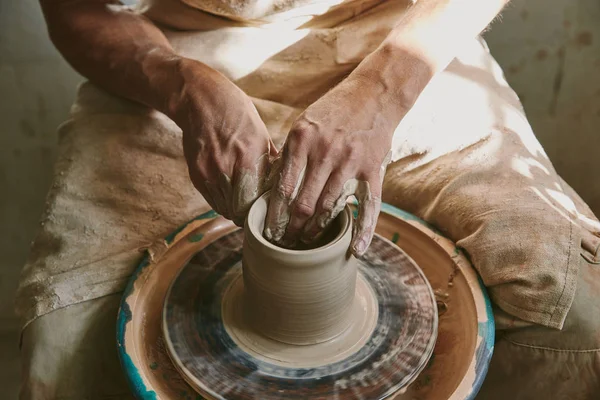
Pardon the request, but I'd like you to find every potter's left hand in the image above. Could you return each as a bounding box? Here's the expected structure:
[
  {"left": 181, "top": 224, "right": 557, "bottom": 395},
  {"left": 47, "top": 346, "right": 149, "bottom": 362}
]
[{"left": 263, "top": 61, "right": 423, "bottom": 256}]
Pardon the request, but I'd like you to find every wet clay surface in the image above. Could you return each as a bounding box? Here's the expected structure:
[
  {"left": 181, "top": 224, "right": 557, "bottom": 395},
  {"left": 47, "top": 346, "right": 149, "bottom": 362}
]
[{"left": 243, "top": 197, "right": 359, "bottom": 346}]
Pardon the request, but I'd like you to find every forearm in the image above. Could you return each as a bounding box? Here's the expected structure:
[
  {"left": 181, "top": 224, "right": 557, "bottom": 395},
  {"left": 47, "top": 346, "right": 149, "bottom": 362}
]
[
  {"left": 41, "top": 0, "right": 216, "bottom": 120},
  {"left": 351, "top": 0, "right": 510, "bottom": 113}
]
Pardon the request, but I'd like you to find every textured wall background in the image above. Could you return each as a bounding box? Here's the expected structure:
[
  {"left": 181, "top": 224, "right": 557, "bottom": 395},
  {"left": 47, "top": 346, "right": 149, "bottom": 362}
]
[
  {"left": 485, "top": 0, "right": 600, "bottom": 211},
  {"left": 0, "top": 0, "right": 598, "bottom": 397}
]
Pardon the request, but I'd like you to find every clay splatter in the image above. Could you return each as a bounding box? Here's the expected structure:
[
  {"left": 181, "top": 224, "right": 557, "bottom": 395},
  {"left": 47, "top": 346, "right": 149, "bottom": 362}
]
[
  {"left": 535, "top": 49, "right": 548, "bottom": 61},
  {"left": 149, "top": 362, "right": 158, "bottom": 370},
  {"left": 508, "top": 65, "right": 521, "bottom": 75},
  {"left": 576, "top": 31, "right": 593, "bottom": 47}
]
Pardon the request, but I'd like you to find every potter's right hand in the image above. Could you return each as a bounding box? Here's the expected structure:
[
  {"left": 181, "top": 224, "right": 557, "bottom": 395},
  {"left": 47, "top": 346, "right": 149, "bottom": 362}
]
[{"left": 177, "top": 60, "right": 278, "bottom": 226}]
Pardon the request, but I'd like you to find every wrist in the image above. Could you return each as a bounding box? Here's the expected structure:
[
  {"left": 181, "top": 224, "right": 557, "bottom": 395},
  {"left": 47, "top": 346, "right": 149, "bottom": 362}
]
[
  {"left": 171, "top": 57, "right": 248, "bottom": 133},
  {"left": 167, "top": 57, "right": 226, "bottom": 130},
  {"left": 130, "top": 49, "right": 197, "bottom": 125}
]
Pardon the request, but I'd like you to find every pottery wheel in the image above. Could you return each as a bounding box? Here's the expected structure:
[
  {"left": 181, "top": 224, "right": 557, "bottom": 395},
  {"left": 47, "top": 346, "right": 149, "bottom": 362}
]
[{"left": 162, "top": 230, "right": 438, "bottom": 400}]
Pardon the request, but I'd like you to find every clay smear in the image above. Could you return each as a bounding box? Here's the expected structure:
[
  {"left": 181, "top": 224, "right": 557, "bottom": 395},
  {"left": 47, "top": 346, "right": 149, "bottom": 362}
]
[
  {"left": 222, "top": 272, "right": 378, "bottom": 368},
  {"left": 206, "top": 152, "right": 272, "bottom": 226}
]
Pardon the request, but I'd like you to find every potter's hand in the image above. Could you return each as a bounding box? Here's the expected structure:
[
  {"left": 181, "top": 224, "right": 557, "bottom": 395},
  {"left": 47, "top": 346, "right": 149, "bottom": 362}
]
[
  {"left": 264, "top": 72, "right": 411, "bottom": 257},
  {"left": 179, "top": 61, "right": 277, "bottom": 226}
]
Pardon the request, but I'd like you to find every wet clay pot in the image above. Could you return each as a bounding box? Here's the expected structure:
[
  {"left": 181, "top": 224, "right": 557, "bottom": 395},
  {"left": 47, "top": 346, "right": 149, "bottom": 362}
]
[{"left": 242, "top": 192, "right": 357, "bottom": 345}]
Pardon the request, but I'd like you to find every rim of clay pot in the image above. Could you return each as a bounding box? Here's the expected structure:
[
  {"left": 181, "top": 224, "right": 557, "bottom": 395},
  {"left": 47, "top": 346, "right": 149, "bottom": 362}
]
[{"left": 245, "top": 191, "right": 352, "bottom": 256}]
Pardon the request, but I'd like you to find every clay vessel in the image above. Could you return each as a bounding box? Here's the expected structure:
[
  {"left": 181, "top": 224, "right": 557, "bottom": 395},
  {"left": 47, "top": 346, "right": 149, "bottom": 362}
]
[{"left": 243, "top": 192, "right": 357, "bottom": 345}]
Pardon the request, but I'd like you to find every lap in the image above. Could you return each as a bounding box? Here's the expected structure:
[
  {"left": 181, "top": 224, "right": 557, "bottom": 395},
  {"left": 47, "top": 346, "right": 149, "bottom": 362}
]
[
  {"left": 20, "top": 294, "right": 133, "bottom": 400},
  {"left": 19, "top": 253, "right": 600, "bottom": 400},
  {"left": 383, "top": 38, "right": 600, "bottom": 330},
  {"left": 477, "top": 257, "right": 600, "bottom": 400}
]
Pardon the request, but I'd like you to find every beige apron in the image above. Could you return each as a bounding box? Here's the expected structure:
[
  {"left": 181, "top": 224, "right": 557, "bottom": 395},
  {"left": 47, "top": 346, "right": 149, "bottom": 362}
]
[
  {"left": 16, "top": 0, "right": 600, "bottom": 335},
  {"left": 17, "top": 0, "right": 600, "bottom": 399}
]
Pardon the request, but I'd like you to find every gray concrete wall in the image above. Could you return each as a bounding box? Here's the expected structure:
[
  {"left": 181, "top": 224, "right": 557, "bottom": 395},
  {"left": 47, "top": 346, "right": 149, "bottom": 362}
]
[
  {"left": 485, "top": 0, "right": 600, "bottom": 212},
  {"left": 0, "top": 0, "right": 598, "bottom": 397},
  {"left": 0, "top": 0, "right": 82, "bottom": 397}
]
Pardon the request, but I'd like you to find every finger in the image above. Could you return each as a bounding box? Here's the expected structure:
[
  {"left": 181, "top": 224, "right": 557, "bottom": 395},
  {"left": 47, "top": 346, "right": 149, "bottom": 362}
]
[
  {"left": 351, "top": 179, "right": 382, "bottom": 257},
  {"left": 265, "top": 139, "right": 281, "bottom": 190},
  {"left": 232, "top": 152, "right": 269, "bottom": 223},
  {"left": 301, "top": 171, "right": 356, "bottom": 244},
  {"left": 282, "top": 159, "right": 333, "bottom": 246},
  {"left": 264, "top": 153, "right": 283, "bottom": 193},
  {"left": 264, "top": 147, "right": 307, "bottom": 243}
]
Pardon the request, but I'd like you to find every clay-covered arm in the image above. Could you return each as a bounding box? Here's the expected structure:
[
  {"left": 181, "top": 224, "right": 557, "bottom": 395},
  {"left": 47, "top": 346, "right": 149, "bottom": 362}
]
[
  {"left": 42, "top": 0, "right": 278, "bottom": 225},
  {"left": 354, "top": 0, "right": 511, "bottom": 101},
  {"left": 264, "top": 0, "right": 511, "bottom": 256},
  {"left": 41, "top": 0, "right": 197, "bottom": 120}
]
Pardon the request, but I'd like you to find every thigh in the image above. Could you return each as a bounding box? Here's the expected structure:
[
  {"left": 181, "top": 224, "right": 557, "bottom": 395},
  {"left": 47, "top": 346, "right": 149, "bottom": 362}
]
[
  {"left": 383, "top": 37, "right": 600, "bottom": 330},
  {"left": 20, "top": 294, "right": 133, "bottom": 400},
  {"left": 15, "top": 82, "right": 210, "bottom": 328},
  {"left": 477, "top": 258, "right": 600, "bottom": 400}
]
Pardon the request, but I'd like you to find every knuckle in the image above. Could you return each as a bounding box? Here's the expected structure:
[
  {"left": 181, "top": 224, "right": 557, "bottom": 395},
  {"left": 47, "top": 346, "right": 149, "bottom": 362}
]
[
  {"left": 290, "top": 121, "right": 314, "bottom": 145},
  {"left": 320, "top": 196, "right": 337, "bottom": 213},
  {"left": 294, "top": 200, "right": 315, "bottom": 219}
]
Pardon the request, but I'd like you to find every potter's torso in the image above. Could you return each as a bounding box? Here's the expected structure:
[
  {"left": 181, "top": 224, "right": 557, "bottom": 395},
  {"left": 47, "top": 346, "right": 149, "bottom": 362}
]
[{"left": 137, "top": 0, "right": 406, "bottom": 115}]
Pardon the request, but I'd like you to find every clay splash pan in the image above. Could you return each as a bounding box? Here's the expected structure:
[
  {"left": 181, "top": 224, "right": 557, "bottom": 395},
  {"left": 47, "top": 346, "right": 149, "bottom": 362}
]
[{"left": 117, "top": 203, "right": 494, "bottom": 400}]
